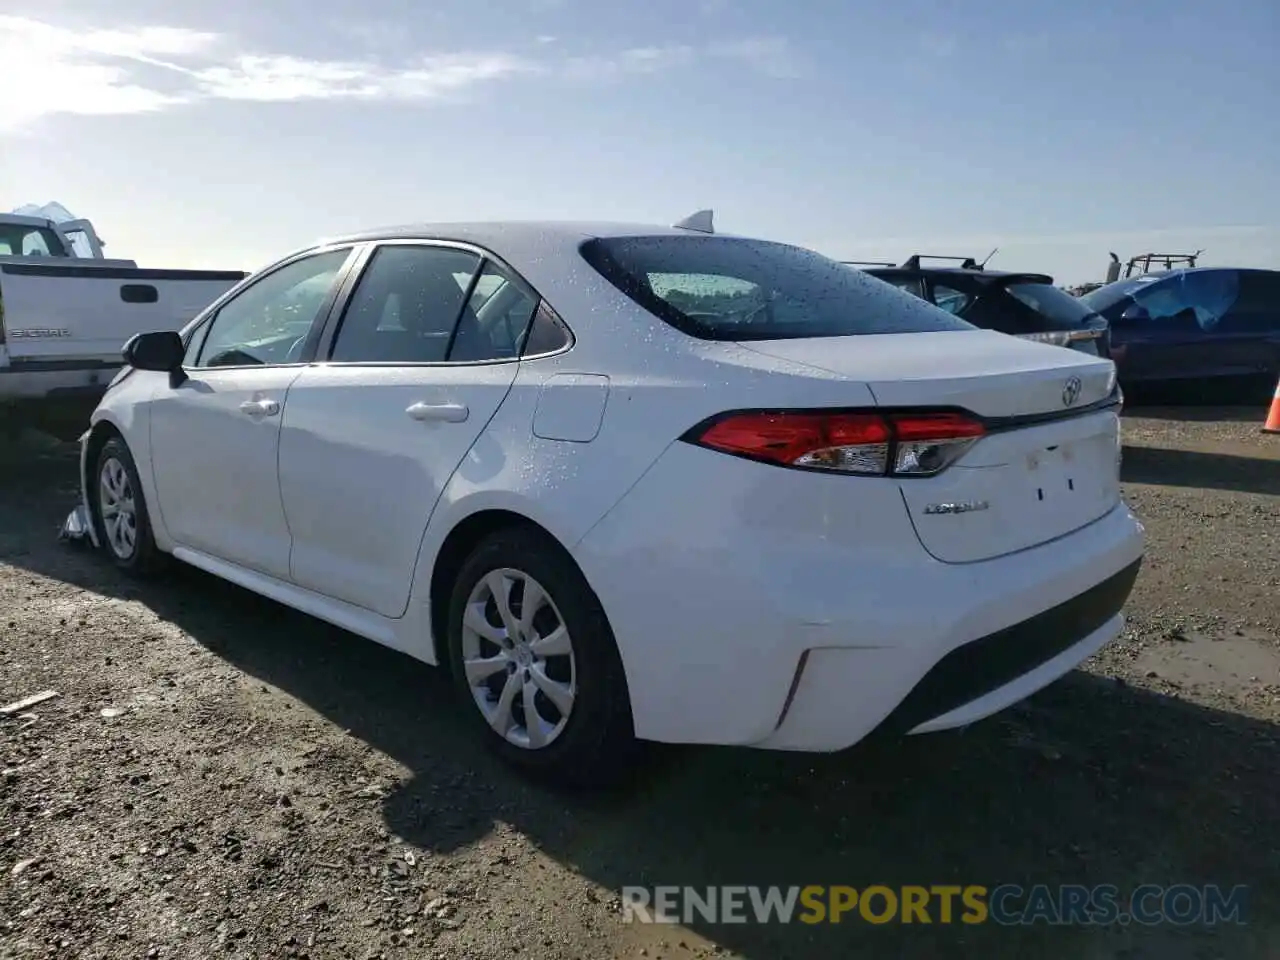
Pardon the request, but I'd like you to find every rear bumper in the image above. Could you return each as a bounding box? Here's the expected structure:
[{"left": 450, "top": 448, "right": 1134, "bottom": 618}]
[
  {"left": 792, "top": 557, "right": 1140, "bottom": 743},
  {"left": 575, "top": 441, "right": 1145, "bottom": 750}
]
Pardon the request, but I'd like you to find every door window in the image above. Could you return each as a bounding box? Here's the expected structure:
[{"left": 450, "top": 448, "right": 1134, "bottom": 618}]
[
  {"left": 1218, "top": 270, "right": 1279, "bottom": 333},
  {"left": 0, "top": 224, "right": 62, "bottom": 256},
  {"left": 194, "top": 249, "right": 351, "bottom": 368},
  {"left": 450, "top": 262, "right": 540, "bottom": 361},
  {"left": 329, "top": 245, "right": 482, "bottom": 363},
  {"left": 1122, "top": 272, "right": 1239, "bottom": 332},
  {"left": 930, "top": 283, "right": 972, "bottom": 315},
  {"left": 521, "top": 302, "right": 573, "bottom": 356}
]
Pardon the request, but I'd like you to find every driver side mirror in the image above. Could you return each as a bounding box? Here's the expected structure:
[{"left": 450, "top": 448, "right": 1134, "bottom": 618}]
[
  {"left": 122, "top": 331, "right": 187, "bottom": 386},
  {"left": 1119, "top": 303, "right": 1150, "bottom": 323}
]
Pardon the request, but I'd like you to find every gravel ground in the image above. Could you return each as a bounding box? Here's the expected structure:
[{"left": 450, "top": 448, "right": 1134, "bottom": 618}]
[{"left": 2, "top": 406, "right": 1278, "bottom": 960}]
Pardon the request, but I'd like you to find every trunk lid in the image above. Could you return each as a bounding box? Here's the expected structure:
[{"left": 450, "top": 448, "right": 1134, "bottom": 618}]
[{"left": 740, "top": 330, "right": 1123, "bottom": 563}]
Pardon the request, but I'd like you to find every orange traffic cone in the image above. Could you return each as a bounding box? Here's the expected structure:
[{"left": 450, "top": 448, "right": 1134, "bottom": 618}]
[{"left": 1263, "top": 377, "right": 1280, "bottom": 434}]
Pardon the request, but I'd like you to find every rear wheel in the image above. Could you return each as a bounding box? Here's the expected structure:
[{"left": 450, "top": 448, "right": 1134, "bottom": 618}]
[
  {"left": 91, "top": 436, "right": 167, "bottom": 576},
  {"left": 446, "top": 527, "right": 635, "bottom": 786}
]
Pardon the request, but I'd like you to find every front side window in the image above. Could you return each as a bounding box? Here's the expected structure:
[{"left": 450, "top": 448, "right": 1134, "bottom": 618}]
[
  {"left": 581, "top": 236, "right": 974, "bottom": 341},
  {"left": 1218, "top": 270, "right": 1279, "bottom": 333},
  {"left": 195, "top": 249, "right": 350, "bottom": 368}
]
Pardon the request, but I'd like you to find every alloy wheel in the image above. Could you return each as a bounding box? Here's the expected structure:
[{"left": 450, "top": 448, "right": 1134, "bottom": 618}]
[
  {"left": 98, "top": 456, "right": 138, "bottom": 560},
  {"left": 460, "top": 568, "right": 577, "bottom": 750}
]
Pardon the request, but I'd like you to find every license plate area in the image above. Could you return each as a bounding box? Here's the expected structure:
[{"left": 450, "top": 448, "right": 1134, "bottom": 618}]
[
  {"left": 1020, "top": 432, "right": 1118, "bottom": 512},
  {"left": 899, "top": 410, "right": 1122, "bottom": 564}
]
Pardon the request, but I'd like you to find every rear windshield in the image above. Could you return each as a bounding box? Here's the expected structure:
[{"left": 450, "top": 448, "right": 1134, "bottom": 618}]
[
  {"left": 1004, "top": 282, "right": 1099, "bottom": 328},
  {"left": 579, "top": 235, "right": 976, "bottom": 341}
]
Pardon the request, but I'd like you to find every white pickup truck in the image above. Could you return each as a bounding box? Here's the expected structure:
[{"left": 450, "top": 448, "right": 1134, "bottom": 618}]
[{"left": 1, "top": 212, "right": 246, "bottom": 438}]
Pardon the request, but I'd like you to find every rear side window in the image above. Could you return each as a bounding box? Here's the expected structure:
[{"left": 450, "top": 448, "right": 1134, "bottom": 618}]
[
  {"left": 0, "top": 224, "right": 64, "bottom": 257},
  {"left": 580, "top": 236, "right": 975, "bottom": 341},
  {"left": 930, "top": 283, "right": 972, "bottom": 316},
  {"left": 1106, "top": 271, "right": 1242, "bottom": 331},
  {"left": 450, "top": 261, "right": 539, "bottom": 361}
]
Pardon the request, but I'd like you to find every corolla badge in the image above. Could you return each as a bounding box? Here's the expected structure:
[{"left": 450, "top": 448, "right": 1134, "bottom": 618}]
[
  {"left": 1062, "top": 375, "right": 1083, "bottom": 407},
  {"left": 923, "top": 500, "right": 990, "bottom": 516}
]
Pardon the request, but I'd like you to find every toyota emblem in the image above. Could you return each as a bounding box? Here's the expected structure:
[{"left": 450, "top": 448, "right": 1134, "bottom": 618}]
[{"left": 1062, "top": 376, "right": 1083, "bottom": 407}]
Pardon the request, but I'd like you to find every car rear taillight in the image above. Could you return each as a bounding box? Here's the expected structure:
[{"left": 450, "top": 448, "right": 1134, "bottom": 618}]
[{"left": 685, "top": 409, "right": 986, "bottom": 477}]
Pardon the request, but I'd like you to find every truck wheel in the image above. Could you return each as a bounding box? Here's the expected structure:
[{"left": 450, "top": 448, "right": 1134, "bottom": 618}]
[{"left": 90, "top": 436, "right": 167, "bottom": 576}]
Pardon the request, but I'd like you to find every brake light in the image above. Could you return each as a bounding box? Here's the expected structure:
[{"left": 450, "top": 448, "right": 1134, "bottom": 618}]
[{"left": 687, "top": 409, "right": 986, "bottom": 477}]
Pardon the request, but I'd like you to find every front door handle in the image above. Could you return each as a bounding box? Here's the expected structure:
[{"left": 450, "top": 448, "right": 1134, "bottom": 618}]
[
  {"left": 406, "top": 401, "right": 469, "bottom": 423},
  {"left": 239, "top": 398, "right": 280, "bottom": 418}
]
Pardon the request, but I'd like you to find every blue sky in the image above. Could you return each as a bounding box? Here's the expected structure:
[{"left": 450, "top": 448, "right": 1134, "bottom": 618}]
[{"left": 2, "top": 0, "right": 1277, "bottom": 285}]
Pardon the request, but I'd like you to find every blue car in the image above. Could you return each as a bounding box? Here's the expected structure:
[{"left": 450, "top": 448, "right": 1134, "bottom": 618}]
[{"left": 1080, "top": 268, "right": 1280, "bottom": 386}]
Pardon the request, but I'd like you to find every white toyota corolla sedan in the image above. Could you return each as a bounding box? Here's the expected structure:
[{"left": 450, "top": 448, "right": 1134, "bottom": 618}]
[{"left": 72, "top": 215, "right": 1144, "bottom": 783}]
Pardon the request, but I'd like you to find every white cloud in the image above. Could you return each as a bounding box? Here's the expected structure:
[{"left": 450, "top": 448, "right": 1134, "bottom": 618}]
[
  {"left": 563, "top": 37, "right": 803, "bottom": 82},
  {"left": 0, "top": 15, "right": 800, "bottom": 133},
  {"left": 562, "top": 45, "right": 696, "bottom": 81},
  {"left": 192, "top": 52, "right": 537, "bottom": 103},
  {"left": 708, "top": 37, "right": 804, "bottom": 79},
  {"left": 0, "top": 15, "right": 534, "bottom": 130},
  {"left": 0, "top": 15, "right": 213, "bottom": 130}
]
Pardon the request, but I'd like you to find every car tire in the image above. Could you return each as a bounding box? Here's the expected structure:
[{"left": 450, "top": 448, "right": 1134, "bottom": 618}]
[
  {"left": 90, "top": 436, "right": 167, "bottom": 576},
  {"left": 446, "top": 526, "right": 636, "bottom": 787}
]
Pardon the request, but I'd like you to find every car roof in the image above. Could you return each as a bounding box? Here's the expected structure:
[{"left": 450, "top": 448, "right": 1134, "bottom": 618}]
[
  {"left": 1116, "top": 266, "right": 1280, "bottom": 279},
  {"left": 302, "top": 221, "right": 769, "bottom": 279},
  {"left": 865, "top": 264, "right": 1054, "bottom": 284},
  {"left": 317, "top": 221, "right": 750, "bottom": 250}
]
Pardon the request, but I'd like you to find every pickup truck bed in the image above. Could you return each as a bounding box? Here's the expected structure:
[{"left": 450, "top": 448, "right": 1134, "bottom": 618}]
[{"left": 2, "top": 259, "right": 246, "bottom": 438}]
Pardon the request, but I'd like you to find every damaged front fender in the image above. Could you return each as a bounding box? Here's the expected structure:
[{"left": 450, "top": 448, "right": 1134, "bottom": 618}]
[
  {"left": 59, "top": 428, "right": 100, "bottom": 549},
  {"left": 58, "top": 503, "right": 96, "bottom": 546}
]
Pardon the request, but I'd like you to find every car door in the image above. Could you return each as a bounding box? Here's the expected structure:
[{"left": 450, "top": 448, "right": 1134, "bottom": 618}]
[
  {"left": 277, "top": 242, "right": 538, "bottom": 617},
  {"left": 1208, "top": 270, "right": 1280, "bottom": 378},
  {"left": 147, "top": 247, "right": 356, "bottom": 578}
]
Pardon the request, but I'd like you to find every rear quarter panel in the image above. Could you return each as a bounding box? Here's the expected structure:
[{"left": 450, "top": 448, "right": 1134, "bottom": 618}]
[{"left": 403, "top": 262, "right": 879, "bottom": 655}]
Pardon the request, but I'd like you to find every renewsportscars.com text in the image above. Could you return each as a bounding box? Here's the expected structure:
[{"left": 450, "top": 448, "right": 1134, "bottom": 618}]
[{"left": 621, "top": 884, "right": 1248, "bottom": 926}]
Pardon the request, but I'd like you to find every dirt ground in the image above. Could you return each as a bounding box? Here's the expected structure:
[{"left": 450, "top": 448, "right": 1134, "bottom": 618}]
[{"left": 2, "top": 406, "right": 1278, "bottom": 960}]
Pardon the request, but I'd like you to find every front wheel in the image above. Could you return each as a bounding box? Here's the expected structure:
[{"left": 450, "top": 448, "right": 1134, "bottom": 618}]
[
  {"left": 91, "top": 436, "right": 167, "bottom": 576},
  {"left": 446, "top": 527, "right": 636, "bottom": 787}
]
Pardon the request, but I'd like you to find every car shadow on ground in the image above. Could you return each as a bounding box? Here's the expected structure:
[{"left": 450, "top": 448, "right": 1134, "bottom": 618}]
[
  {"left": 1121, "top": 378, "right": 1275, "bottom": 409},
  {"left": 4, "top": 438, "right": 1278, "bottom": 958},
  {"left": 1123, "top": 404, "right": 1267, "bottom": 424},
  {"left": 1121, "top": 445, "right": 1280, "bottom": 495}
]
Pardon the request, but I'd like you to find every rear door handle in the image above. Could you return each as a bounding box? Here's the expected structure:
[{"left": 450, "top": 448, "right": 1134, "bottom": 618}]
[
  {"left": 406, "top": 401, "right": 469, "bottom": 423},
  {"left": 239, "top": 398, "right": 280, "bottom": 418}
]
